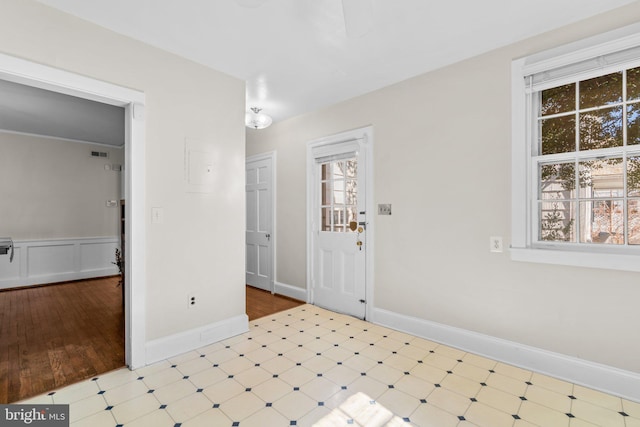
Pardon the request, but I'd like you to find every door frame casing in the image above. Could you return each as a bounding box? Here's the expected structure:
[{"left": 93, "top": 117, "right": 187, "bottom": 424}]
[
  {"left": 306, "top": 126, "right": 374, "bottom": 320},
  {"left": 0, "top": 52, "right": 146, "bottom": 368},
  {"left": 246, "top": 151, "right": 277, "bottom": 293}
]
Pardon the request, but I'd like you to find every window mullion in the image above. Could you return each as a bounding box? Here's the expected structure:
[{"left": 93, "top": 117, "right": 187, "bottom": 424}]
[
  {"left": 574, "top": 81, "right": 582, "bottom": 244},
  {"left": 531, "top": 157, "right": 540, "bottom": 244},
  {"left": 624, "top": 152, "right": 629, "bottom": 245},
  {"left": 575, "top": 80, "right": 580, "bottom": 154},
  {"left": 623, "top": 68, "right": 629, "bottom": 148},
  {"left": 534, "top": 147, "right": 629, "bottom": 164},
  {"left": 623, "top": 69, "right": 629, "bottom": 245}
]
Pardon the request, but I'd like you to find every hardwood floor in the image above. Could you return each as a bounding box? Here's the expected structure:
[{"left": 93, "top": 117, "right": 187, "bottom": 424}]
[
  {"left": 0, "top": 281, "right": 302, "bottom": 403},
  {"left": 245, "top": 285, "right": 305, "bottom": 321},
  {"left": 0, "top": 277, "right": 125, "bottom": 403}
]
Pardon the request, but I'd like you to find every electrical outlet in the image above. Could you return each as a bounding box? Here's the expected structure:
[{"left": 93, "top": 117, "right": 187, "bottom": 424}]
[
  {"left": 188, "top": 293, "right": 196, "bottom": 308},
  {"left": 490, "top": 236, "right": 503, "bottom": 253},
  {"left": 378, "top": 204, "right": 392, "bottom": 215}
]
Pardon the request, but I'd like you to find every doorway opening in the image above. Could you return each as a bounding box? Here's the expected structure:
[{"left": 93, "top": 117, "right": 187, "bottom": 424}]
[{"left": 0, "top": 53, "right": 146, "bottom": 401}]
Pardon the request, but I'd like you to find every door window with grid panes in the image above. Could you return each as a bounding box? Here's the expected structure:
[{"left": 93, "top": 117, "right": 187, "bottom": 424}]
[
  {"left": 533, "top": 67, "right": 640, "bottom": 247},
  {"left": 320, "top": 158, "right": 358, "bottom": 232}
]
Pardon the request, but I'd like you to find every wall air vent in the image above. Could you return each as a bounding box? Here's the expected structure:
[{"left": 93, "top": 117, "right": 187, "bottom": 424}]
[{"left": 91, "top": 150, "right": 109, "bottom": 158}]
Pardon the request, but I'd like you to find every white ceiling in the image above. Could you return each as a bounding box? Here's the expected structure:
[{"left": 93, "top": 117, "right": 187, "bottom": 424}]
[{"left": 36, "top": 0, "right": 638, "bottom": 124}]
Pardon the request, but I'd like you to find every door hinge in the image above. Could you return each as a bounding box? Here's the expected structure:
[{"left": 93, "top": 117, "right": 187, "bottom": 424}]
[{"left": 359, "top": 299, "right": 366, "bottom": 304}]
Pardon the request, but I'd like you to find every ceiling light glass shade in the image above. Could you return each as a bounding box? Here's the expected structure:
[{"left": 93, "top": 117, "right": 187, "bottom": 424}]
[{"left": 245, "top": 107, "right": 273, "bottom": 129}]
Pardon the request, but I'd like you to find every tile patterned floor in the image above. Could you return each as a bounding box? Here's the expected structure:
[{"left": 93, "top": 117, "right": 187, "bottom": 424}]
[{"left": 20, "top": 304, "right": 640, "bottom": 426}]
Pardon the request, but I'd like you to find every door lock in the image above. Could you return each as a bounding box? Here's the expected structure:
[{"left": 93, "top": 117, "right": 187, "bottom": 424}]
[{"left": 266, "top": 233, "right": 271, "bottom": 241}]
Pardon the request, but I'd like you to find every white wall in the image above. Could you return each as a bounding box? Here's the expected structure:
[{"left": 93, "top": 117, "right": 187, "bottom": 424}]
[
  {"left": 0, "top": 132, "right": 123, "bottom": 240},
  {"left": 247, "top": 3, "right": 640, "bottom": 374},
  {"left": 0, "top": 0, "right": 246, "bottom": 343}
]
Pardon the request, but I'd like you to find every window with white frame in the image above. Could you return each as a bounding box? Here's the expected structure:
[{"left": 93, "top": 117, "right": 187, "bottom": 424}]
[
  {"left": 534, "top": 68, "right": 640, "bottom": 247},
  {"left": 511, "top": 24, "right": 640, "bottom": 270}
]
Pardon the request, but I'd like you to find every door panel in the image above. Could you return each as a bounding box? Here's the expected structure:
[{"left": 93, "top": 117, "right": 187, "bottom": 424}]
[
  {"left": 313, "top": 153, "right": 366, "bottom": 318},
  {"left": 246, "top": 157, "right": 272, "bottom": 291}
]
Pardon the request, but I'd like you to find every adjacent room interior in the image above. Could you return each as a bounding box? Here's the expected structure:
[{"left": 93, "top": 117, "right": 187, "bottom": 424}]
[
  {"left": 0, "top": 81, "right": 127, "bottom": 402},
  {"left": 1, "top": 0, "right": 640, "bottom": 426}
]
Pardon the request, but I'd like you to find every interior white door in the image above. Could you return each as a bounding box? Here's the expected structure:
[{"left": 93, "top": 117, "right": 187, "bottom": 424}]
[
  {"left": 312, "top": 150, "right": 366, "bottom": 319},
  {"left": 246, "top": 156, "right": 273, "bottom": 292}
]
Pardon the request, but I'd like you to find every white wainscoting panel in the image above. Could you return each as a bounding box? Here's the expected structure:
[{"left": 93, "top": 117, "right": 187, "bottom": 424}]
[
  {"left": 0, "top": 237, "right": 119, "bottom": 289},
  {"left": 0, "top": 246, "right": 21, "bottom": 282},
  {"left": 28, "top": 243, "right": 75, "bottom": 276}
]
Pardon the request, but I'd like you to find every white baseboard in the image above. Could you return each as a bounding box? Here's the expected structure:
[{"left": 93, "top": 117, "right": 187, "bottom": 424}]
[
  {"left": 274, "top": 281, "right": 307, "bottom": 302},
  {"left": 372, "top": 307, "right": 640, "bottom": 402},
  {"left": 0, "top": 237, "right": 120, "bottom": 289},
  {"left": 145, "top": 314, "right": 249, "bottom": 365}
]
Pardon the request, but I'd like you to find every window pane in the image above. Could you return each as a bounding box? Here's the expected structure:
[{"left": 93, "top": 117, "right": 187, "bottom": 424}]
[
  {"left": 580, "top": 200, "right": 624, "bottom": 244},
  {"left": 628, "top": 103, "right": 640, "bottom": 146},
  {"left": 627, "top": 67, "right": 640, "bottom": 101},
  {"left": 541, "top": 83, "right": 575, "bottom": 116},
  {"left": 346, "top": 179, "right": 357, "bottom": 205},
  {"left": 320, "top": 157, "right": 358, "bottom": 233},
  {"left": 578, "top": 158, "right": 623, "bottom": 198},
  {"left": 321, "top": 163, "right": 329, "bottom": 180},
  {"left": 540, "top": 115, "right": 575, "bottom": 154},
  {"left": 628, "top": 199, "right": 640, "bottom": 244},
  {"left": 322, "top": 180, "right": 331, "bottom": 205},
  {"left": 628, "top": 156, "right": 640, "bottom": 197},
  {"left": 539, "top": 162, "right": 575, "bottom": 199},
  {"left": 333, "top": 208, "right": 345, "bottom": 229},
  {"left": 333, "top": 179, "right": 345, "bottom": 204},
  {"left": 346, "top": 160, "right": 357, "bottom": 178},
  {"left": 579, "top": 107, "right": 623, "bottom": 150},
  {"left": 321, "top": 207, "right": 332, "bottom": 231},
  {"left": 540, "top": 201, "right": 575, "bottom": 242},
  {"left": 579, "top": 72, "right": 622, "bottom": 109}
]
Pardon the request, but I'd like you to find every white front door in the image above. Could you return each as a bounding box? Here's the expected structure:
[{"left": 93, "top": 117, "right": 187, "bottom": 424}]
[
  {"left": 246, "top": 155, "right": 273, "bottom": 292},
  {"left": 311, "top": 142, "right": 367, "bottom": 319}
]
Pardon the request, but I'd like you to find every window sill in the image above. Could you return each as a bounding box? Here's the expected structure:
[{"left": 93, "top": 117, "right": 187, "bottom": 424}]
[{"left": 510, "top": 247, "right": 640, "bottom": 272}]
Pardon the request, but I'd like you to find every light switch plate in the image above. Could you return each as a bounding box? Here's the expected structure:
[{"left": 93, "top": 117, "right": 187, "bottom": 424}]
[{"left": 378, "top": 204, "right": 392, "bottom": 215}]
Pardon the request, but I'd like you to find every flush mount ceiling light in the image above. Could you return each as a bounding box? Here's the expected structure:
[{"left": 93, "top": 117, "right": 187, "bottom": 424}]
[{"left": 245, "top": 107, "right": 273, "bottom": 129}]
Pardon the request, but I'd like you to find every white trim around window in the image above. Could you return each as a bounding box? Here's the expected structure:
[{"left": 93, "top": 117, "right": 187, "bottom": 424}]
[{"left": 511, "top": 22, "right": 640, "bottom": 272}]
